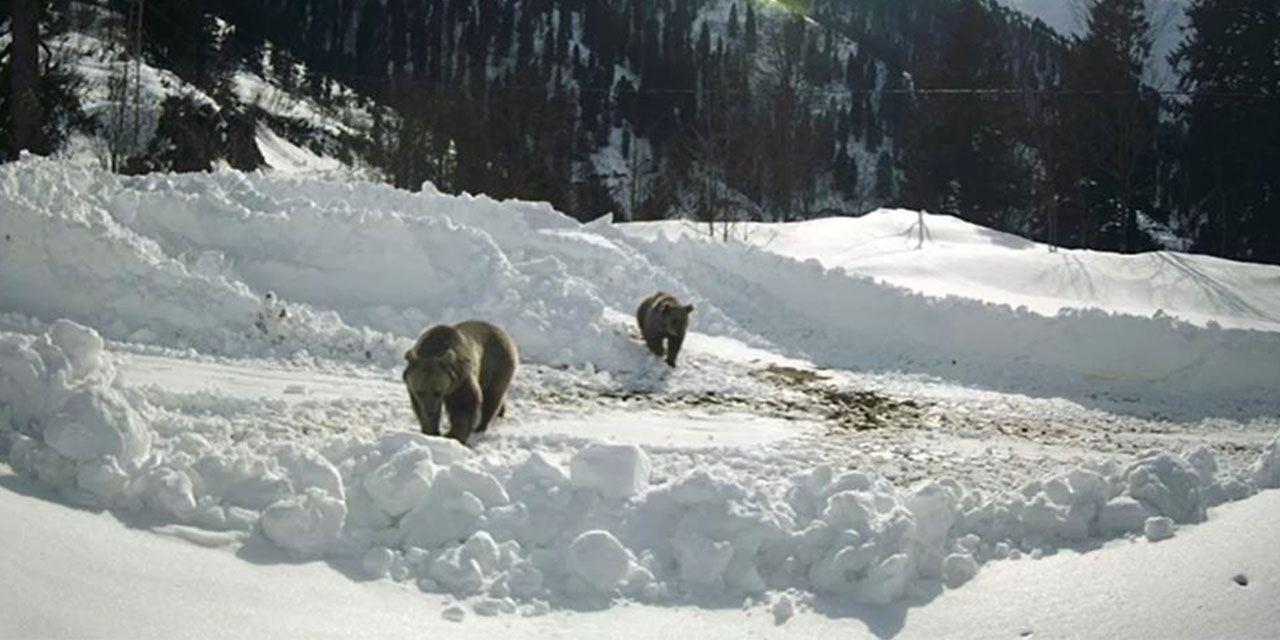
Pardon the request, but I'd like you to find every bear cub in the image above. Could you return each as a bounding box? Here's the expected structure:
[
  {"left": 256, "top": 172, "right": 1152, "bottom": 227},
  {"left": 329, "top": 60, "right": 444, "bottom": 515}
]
[
  {"left": 402, "top": 320, "right": 518, "bottom": 445},
  {"left": 637, "top": 291, "right": 694, "bottom": 367}
]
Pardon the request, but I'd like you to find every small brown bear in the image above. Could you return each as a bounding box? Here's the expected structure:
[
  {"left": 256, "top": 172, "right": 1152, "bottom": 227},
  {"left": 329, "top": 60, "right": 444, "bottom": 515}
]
[
  {"left": 636, "top": 291, "right": 694, "bottom": 367},
  {"left": 402, "top": 320, "right": 518, "bottom": 445}
]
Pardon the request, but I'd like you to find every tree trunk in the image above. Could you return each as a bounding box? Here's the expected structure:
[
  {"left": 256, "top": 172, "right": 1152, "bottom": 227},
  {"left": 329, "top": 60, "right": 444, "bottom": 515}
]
[{"left": 9, "top": 0, "right": 42, "bottom": 159}]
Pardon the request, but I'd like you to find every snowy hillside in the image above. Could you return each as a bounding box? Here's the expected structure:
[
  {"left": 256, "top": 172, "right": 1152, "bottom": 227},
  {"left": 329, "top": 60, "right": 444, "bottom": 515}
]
[
  {"left": 47, "top": 24, "right": 378, "bottom": 178},
  {"left": 624, "top": 212, "right": 1280, "bottom": 333},
  {"left": 2, "top": 157, "right": 1279, "bottom": 635}
]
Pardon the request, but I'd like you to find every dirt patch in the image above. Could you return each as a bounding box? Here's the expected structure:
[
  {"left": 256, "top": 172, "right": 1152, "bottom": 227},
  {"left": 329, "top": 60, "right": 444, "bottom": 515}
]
[
  {"left": 757, "top": 364, "right": 927, "bottom": 432},
  {"left": 520, "top": 363, "right": 928, "bottom": 434},
  {"left": 816, "top": 388, "right": 923, "bottom": 432},
  {"left": 761, "top": 364, "right": 831, "bottom": 386}
]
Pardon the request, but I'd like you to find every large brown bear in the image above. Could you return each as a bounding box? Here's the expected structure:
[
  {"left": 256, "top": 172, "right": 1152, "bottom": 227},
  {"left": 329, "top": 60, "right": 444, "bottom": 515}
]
[
  {"left": 636, "top": 291, "right": 694, "bottom": 367},
  {"left": 402, "top": 320, "right": 518, "bottom": 445}
]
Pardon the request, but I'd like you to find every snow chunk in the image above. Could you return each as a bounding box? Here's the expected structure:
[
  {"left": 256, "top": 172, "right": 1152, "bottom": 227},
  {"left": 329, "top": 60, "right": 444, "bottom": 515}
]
[
  {"left": 261, "top": 488, "right": 348, "bottom": 557},
  {"left": 1256, "top": 431, "right": 1280, "bottom": 490},
  {"left": 441, "top": 604, "right": 467, "bottom": 623},
  {"left": 672, "top": 531, "right": 735, "bottom": 588},
  {"left": 772, "top": 594, "right": 795, "bottom": 624},
  {"left": 48, "top": 319, "right": 107, "bottom": 380},
  {"left": 44, "top": 389, "right": 150, "bottom": 465},
  {"left": 1097, "top": 496, "right": 1151, "bottom": 534},
  {"left": 1144, "top": 516, "right": 1176, "bottom": 542},
  {"left": 473, "top": 597, "right": 516, "bottom": 617},
  {"left": 362, "top": 546, "right": 395, "bottom": 579},
  {"left": 362, "top": 444, "right": 436, "bottom": 517},
  {"left": 399, "top": 480, "right": 486, "bottom": 549},
  {"left": 568, "top": 530, "right": 632, "bottom": 593},
  {"left": 943, "top": 553, "right": 979, "bottom": 588},
  {"left": 570, "top": 444, "right": 651, "bottom": 500},
  {"left": 1125, "top": 452, "right": 1205, "bottom": 524},
  {"left": 908, "top": 481, "right": 959, "bottom": 579},
  {"left": 272, "top": 443, "right": 344, "bottom": 501},
  {"left": 853, "top": 553, "right": 912, "bottom": 605},
  {"left": 76, "top": 455, "right": 129, "bottom": 502},
  {"left": 438, "top": 464, "right": 509, "bottom": 508},
  {"left": 141, "top": 467, "right": 197, "bottom": 518}
]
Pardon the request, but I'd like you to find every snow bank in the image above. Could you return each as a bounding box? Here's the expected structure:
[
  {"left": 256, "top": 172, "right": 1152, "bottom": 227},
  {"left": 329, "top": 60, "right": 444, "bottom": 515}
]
[
  {"left": 625, "top": 212, "right": 1280, "bottom": 332},
  {"left": 0, "top": 158, "right": 713, "bottom": 372},
  {"left": 614, "top": 227, "right": 1280, "bottom": 409},
  {"left": 4, "top": 156, "right": 1278, "bottom": 411},
  {"left": 5, "top": 322, "right": 1278, "bottom": 613}
]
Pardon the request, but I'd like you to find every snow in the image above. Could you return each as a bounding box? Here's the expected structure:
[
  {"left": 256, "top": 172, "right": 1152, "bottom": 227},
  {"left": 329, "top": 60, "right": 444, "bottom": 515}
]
[
  {"left": 570, "top": 443, "right": 652, "bottom": 500},
  {"left": 5, "top": 467, "right": 1278, "bottom": 639},
  {"left": 623, "top": 211, "right": 1280, "bottom": 333},
  {"left": 568, "top": 530, "right": 634, "bottom": 593},
  {"left": 1256, "top": 432, "right": 1280, "bottom": 490},
  {"left": 12, "top": 322, "right": 1266, "bottom": 617},
  {"left": 253, "top": 123, "right": 344, "bottom": 175},
  {"left": 1143, "top": 516, "right": 1176, "bottom": 542},
  {"left": 2, "top": 156, "right": 1280, "bottom": 634}
]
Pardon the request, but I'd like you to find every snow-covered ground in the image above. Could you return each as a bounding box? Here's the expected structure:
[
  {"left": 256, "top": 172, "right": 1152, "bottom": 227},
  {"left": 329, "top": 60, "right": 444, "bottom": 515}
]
[
  {"left": 622, "top": 212, "right": 1280, "bottom": 333},
  {"left": 4, "top": 467, "right": 1278, "bottom": 639},
  {"left": 2, "top": 156, "right": 1279, "bottom": 636}
]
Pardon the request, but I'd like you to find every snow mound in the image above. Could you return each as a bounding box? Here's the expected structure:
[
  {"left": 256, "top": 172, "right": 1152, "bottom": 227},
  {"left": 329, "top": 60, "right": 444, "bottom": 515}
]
[
  {"left": 6, "top": 323, "right": 1280, "bottom": 612},
  {"left": 0, "top": 157, "right": 693, "bottom": 371},
  {"left": 620, "top": 227, "right": 1280, "bottom": 410},
  {"left": 2, "top": 320, "right": 151, "bottom": 500},
  {"left": 5, "top": 156, "right": 1278, "bottom": 412}
]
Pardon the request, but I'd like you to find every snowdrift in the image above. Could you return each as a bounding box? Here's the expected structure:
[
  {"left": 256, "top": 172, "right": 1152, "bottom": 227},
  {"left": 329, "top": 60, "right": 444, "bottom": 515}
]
[
  {"left": 3, "top": 157, "right": 1278, "bottom": 413},
  {"left": 2, "top": 321, "right": 1277, "bottom": 612}
]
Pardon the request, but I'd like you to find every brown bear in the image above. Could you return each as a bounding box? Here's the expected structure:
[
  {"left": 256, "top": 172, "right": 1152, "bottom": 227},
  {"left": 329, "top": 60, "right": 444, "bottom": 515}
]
[
  {"left": 636, "top": 291, "right": 694, "bottom": 367},
  {"left": 402, "top": 320, "right": 518, "bottom": 445}
]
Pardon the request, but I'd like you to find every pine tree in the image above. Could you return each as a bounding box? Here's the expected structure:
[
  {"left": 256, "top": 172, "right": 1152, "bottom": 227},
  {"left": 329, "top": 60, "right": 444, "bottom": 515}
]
[
  {"left": 1065, "top": 0, "right": 1159, "bottom": 252},
  {"left": 901, "top": 0, "right": 1026, "bottom": 226},
  {"left": 1174, "top": 0, "right": 1280, "bottom": 263},
  {"left": 7, "top": 0, "right": 42, "bottom": 159}
]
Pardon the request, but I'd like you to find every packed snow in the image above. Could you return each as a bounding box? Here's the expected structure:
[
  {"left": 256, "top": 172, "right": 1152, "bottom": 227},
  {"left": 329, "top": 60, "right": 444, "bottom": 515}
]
[{"left": 2, "top": 156, "right": 1279, "bottom": 634}]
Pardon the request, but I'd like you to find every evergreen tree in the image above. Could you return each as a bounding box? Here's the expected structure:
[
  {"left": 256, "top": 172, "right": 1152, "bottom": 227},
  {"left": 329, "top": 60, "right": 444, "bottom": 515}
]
[
  {"left": 1064, "top": 0, "right": 1159, "bottom": 252},
  {"left": 902, "top": 0, "right": 1026, "bottom": 225},
  {"left": 1174, "top": 0, "right": 1280, "bottom": 263}
]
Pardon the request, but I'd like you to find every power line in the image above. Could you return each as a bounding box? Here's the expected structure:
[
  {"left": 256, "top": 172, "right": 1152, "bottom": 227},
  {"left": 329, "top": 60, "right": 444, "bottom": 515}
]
[{"left": 316, "top": 72, "right": 1279, "bottom": 100}]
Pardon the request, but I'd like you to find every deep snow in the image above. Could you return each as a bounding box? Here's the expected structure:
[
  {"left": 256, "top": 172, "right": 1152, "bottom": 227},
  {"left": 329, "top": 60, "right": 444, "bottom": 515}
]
[{"left": 2, "top": 156, "right": 1280, "bottom": 633}]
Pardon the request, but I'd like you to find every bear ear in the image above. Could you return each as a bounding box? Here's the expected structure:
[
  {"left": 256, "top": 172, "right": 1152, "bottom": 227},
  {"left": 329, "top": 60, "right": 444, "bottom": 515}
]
[
  {"left": 404, "top": 348, "right": 417, "bottom": 362},
  {"left": 684, "top": 304, "right": 694, "bottom": 313}
]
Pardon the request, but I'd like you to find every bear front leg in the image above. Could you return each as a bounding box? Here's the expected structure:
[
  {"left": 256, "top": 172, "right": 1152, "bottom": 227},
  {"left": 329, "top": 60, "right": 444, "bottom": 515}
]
[
  {"left": 410, "top": 393, "right": 442, "bottom": 436},
  {"left": 643, "top": 328, "right": 667, "bottom": 358},
  {"left": 444, "top": 379, "right": 483, "bottom": 445},
  {"left": 665, "top": 334, "right": 684, "bottom": 367}
]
